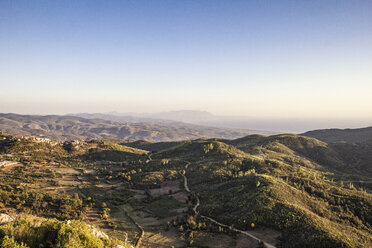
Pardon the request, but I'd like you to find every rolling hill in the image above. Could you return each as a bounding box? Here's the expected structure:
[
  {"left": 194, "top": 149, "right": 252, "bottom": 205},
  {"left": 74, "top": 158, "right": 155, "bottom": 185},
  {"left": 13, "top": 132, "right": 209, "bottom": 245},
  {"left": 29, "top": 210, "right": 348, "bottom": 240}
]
[
  {"left": 302, "top": 126, "right": 372, "bottom": 143},
  {"left": 0, "top": 113, "right": 275, "bottom": 142},
  {"left": 1, "top": 131, "right": 371, "bottom": 247}
]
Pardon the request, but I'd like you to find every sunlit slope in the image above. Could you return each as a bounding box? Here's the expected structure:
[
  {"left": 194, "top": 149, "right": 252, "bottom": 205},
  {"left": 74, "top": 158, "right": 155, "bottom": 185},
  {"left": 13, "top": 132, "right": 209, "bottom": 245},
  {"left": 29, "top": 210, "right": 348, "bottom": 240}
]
[
  {"left": 160, "top": 135, "right": 372, "bottom": 247},
  {"left": 1, "top": 132, "right": 371, "bottom": 247}
]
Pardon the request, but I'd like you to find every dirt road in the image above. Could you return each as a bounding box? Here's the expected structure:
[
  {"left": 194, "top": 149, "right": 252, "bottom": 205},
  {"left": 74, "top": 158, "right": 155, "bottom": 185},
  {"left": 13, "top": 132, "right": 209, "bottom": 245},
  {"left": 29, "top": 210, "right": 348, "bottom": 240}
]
[{"left": 180, "top": 160, "right": 276, "bottom": 248}]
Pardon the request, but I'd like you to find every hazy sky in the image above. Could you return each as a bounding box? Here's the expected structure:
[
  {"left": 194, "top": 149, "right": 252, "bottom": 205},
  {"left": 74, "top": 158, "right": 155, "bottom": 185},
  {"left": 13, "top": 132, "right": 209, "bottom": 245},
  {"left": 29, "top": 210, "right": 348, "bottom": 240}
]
[{"left": 1, "top": 0, "right": 372, "bottom": 119}]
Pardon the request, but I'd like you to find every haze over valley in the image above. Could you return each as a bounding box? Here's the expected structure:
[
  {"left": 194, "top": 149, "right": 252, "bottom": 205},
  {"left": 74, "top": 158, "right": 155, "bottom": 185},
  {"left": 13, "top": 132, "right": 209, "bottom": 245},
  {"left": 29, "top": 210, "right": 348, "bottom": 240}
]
[
  {"left": 0, "top": 113, "right": 276, "bottom": 142},
  {"left": 71, "top": 110, "right": 372, "bottom": 133}
]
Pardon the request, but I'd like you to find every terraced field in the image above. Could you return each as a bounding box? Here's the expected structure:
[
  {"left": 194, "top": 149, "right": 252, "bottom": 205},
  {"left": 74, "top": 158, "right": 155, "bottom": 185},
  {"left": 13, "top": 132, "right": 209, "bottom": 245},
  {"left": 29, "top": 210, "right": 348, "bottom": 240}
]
[{"left": 0, "top": 132, "right": 371, "bottom": 247}]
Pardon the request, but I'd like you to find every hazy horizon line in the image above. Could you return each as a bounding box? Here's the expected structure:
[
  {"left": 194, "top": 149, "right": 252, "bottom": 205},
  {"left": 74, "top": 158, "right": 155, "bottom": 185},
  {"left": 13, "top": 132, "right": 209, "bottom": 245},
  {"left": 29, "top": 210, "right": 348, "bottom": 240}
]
[{"left": 1, "top": 111, "right": 372, "bottom": 134}]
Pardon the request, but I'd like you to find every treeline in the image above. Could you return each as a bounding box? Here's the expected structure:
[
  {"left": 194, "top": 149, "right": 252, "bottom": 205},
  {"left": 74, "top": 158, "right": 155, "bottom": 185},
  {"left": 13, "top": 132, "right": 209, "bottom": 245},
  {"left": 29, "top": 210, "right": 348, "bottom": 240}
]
[{"left": 0, "top": 186, "right": 87, "bottom": 220}]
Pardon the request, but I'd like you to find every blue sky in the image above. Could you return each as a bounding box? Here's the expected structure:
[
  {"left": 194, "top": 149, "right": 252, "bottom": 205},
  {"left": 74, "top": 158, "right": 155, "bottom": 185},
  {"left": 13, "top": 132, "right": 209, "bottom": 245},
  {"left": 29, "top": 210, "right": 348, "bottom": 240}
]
[{"left": 1, "top": 0, "right": 372, "bottom": 120}]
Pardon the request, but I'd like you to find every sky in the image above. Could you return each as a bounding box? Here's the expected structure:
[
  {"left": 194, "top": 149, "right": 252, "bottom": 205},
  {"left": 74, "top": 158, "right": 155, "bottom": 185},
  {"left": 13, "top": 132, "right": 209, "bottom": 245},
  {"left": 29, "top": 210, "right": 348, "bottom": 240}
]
[{"left": 1, "top": 0, "right": 372, "bottom": 123}]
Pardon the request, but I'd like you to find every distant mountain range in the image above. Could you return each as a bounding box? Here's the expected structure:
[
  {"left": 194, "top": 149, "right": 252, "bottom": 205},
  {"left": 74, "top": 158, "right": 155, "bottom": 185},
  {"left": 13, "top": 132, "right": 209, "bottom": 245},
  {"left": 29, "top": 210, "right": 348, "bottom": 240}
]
[
  {"left": 2, "top": 112, "right": 371, "bottom": 143},
  {"left": 72, "top": 110, "right": 372, "bottom": 133},
  {"left": 70, "top": 110, "right": 218, "bottom": 123},
  {"left": 0, "top": 113, "right": 276, "bottom": 141},
  {"left": 302, "top": 126, "right": 372, "bottom": 143}
]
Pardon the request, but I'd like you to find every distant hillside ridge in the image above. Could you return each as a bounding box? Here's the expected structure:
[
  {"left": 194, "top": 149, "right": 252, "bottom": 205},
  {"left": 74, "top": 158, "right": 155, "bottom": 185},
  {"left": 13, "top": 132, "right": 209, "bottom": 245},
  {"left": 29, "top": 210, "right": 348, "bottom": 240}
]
[
  {"left": 0, "top": 113, "right": 275, "bottom": 142},
  {"left": 302, "top": 126, "right": 372, "bottom": 143}
]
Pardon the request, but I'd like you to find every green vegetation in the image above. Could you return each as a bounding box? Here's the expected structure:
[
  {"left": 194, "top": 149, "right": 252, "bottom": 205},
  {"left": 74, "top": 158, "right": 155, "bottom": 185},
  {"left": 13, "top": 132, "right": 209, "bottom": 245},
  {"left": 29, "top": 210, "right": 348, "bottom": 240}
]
[
  {"left": 0, "top": 215, "right": 130, "bottom": 248},
  {"left": 0, "top": 186, "right": 86, "bottom": 220},
  {"left": 1, "top": 131, "right": 371, "bottom": 247},
  {"left": 303, "top": 126, "right": 372, "bottom": 143},
  {"left": 83, "top": 142, "right": 148, "bottom": 162}
]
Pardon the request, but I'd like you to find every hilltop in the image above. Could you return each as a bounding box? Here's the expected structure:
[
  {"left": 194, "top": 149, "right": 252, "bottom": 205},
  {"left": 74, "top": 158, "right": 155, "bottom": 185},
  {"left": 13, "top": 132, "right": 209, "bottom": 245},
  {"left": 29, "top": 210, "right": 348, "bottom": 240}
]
[{"left": 302, "top": 126, "right": 372, "bottom": 143}]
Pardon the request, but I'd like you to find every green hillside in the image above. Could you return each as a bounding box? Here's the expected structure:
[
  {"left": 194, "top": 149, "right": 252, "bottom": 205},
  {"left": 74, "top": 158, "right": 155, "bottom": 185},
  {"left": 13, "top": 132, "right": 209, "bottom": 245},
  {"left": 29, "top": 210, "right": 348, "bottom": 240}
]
[
  {"left": 302, "top": 126, "right": 372, "bottom": 143},
  {"left": 0, "top": 132, "right": 371, "bottom": 247},
  {"left": 0, "top": 215, "right": 131, "bottom": 248}
]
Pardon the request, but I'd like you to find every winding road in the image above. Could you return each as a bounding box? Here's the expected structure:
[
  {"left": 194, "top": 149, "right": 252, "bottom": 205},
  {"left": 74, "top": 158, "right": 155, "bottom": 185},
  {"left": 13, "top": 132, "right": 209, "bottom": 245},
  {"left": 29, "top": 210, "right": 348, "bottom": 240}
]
[
  {"left": 180, "top": 160, "right": 276, "bottom": 248},
  {"left": 259, "top": 145, "right": 267, "bottom": 159},
  {"left": 179, "top": 162, "right": 201, "bottom": 216},
  {"left": 120, "top": 207, "right": 144, "bottom": 248},
  {"left": 148, "top": 152, "right": 152, "bottom": 161},
  {"left": 180, "top": 162, "right": 191, "bottom": 191}
]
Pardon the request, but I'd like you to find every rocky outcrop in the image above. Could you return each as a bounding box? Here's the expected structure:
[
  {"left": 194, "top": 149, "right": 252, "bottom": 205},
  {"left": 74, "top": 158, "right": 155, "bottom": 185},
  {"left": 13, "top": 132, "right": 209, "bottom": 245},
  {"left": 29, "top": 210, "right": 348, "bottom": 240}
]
[
  {"left": 87, "top": 224, "right": 109, "bottom": 239},
  {"left": 0, "top": 213, "right": 14, "bottom": 225},
  {"left": 92, "top": 228, "right": 109, "bottom": 239}
]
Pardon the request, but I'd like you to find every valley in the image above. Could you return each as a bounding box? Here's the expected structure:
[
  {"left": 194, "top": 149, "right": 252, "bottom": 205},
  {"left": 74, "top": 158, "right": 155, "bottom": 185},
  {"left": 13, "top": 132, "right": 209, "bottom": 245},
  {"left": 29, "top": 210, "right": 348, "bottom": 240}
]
[
  {"left": 3, "top": 0, "right": 372, "bottom": 247},
  {"left": 0, "top": 131, "right": 371, "bottom": 247}
]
